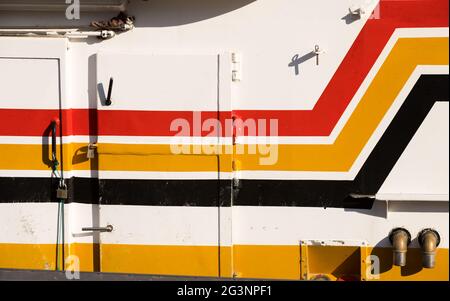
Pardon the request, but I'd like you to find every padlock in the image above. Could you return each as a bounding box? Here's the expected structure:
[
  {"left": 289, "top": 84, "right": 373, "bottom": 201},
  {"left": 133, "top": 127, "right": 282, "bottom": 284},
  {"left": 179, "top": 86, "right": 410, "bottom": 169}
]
[
  {"left": 87, "top": 148, "right": 95, "bottom": 159},
  {"left": 56, "top": 185, "right": 68, "bottom": 200},
  {"left": 87, "top": 143, "right": 97, "bottom": 159}
]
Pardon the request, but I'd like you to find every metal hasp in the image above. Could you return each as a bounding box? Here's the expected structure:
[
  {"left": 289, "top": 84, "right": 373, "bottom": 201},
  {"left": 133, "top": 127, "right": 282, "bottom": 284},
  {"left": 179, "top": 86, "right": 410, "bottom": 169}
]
[
  {"left": 418, "top": 229, "right": 440, "bottom": 269},
  {"left": 82, "top": 225, "right": 114, "bottom": 232},
  {"left": 87, "top": 143, "right": 98, "bottom": 159},
  {"left": 105, "top": 77, "right": 114, "bottom": 106},
  {"left": 388, "top": 228, "right": 411, "bottom": 267}
]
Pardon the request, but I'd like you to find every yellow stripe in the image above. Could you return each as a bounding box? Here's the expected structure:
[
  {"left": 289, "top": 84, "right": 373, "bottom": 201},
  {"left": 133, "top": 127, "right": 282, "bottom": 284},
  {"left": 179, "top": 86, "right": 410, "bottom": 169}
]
[
  {"left": 0, "top": 38, "right": 447, "bottom": 173},
  {"left": 0, "top": 243, "right": 447, "bottom": 280},
  {"left": 231, "top": 245, "right": 449, "bottom": 281},
  {"left": 0, "top": 143, "right": 232, "bottom": 172}
]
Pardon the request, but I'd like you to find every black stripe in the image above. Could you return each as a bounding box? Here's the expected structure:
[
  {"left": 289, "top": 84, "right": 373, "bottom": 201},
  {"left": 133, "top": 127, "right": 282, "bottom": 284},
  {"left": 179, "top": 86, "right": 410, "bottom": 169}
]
[
  {"left": 0, "top": 177, "right": 232, "bottom": 207},
  {"left": 234, "top": 75, "right": 449, "bottom": 208},
  {"left": 0, "top": 177, "right": 56, "bottom": 203},
  {"left": 74, "top": 178, "right": 232, "bottom": 207},
  {"left": 0, "top": 75, "right": 447, "bottom": 208}
]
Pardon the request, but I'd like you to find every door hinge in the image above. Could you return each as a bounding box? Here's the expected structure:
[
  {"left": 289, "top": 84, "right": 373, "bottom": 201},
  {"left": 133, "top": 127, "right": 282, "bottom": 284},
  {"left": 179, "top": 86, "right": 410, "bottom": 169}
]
[{"left": 231, "top": 52, "right": 242, "bottom": 82}]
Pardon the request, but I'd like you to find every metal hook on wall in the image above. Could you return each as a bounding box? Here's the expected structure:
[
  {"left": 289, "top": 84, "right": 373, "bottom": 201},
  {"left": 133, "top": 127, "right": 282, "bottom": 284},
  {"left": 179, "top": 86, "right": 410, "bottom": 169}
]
[{"left": 105, "top": 77, "right": 114, "bottom": 106}]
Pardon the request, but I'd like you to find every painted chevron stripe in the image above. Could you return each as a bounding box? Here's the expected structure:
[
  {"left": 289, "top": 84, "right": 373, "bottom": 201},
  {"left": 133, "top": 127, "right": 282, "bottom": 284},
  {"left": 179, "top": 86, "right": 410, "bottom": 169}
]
[
  {"left": 0, "top": 0, "right": 447, "bottom": 139},
  {"left": 236, "top": 38, "right": 449, "bottom": 173},
  {"left": 1, "top": 74, "right": 447, "bottom": 208},
  {"left": 235, "top": 0, "right": 449, "bottom": 137},
  {"left": 0, "top": 37, "right": 447, "bottom": 178},
  {"left": 235, "top": 75, "right": 449, "bottom": 207}
]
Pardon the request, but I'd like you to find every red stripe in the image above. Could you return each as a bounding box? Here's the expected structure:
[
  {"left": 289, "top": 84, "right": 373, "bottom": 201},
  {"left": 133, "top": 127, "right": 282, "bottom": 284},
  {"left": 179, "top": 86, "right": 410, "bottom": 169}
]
[
  {"left": 0, "top": 109, "right": 61, "bottom": 136},
  {"left": 71, "top": 109, "right": 232, "bottom": 137},
  {"left": 235, "top": 0, "right": 449, "bottom": 136},
  {"left": 0, "top": 109, "right": 231, "bottom": 137},
  {"left": 0, "top": 0, "right": 447, "bottom": 137}
]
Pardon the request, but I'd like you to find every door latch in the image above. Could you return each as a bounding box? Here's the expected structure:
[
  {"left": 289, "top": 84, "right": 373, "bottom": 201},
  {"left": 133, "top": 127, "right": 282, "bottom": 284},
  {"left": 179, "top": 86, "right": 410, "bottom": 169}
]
[{"left": 81, "top": 225, "right": 114, "bottom": 232}]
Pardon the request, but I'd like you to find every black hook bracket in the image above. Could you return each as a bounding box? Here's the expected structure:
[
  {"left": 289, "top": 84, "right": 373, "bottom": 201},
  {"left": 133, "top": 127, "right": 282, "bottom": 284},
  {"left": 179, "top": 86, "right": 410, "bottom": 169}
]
[
  {"left": 105, "top": 77, "right": 114, "bottom": 106},
  {"left": 50, "top": 120, "right": 59, "bottom": 171}
]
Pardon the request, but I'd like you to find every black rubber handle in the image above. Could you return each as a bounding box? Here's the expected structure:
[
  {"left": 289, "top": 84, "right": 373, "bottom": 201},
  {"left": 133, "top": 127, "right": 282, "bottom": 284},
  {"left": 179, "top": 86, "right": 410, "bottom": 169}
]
[
  {"left": 51, "top": 120, "right": 58, "bottom": 169},
  {"left": 105, "top": 77, "right": 114, "bottom": 106},
  {"left": 51, "top": 121, "right": 57, "bottom": 160}
]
